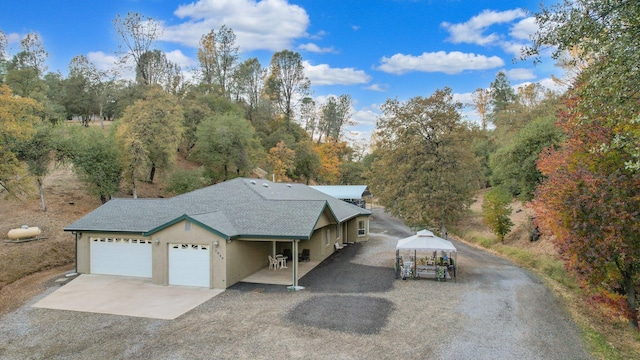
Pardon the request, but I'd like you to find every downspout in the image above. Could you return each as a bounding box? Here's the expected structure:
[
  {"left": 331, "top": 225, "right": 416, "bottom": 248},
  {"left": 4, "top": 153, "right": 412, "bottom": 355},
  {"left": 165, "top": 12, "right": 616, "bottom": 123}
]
[{"left": 71, "top": 232, "right": 79, "bottom": 275}]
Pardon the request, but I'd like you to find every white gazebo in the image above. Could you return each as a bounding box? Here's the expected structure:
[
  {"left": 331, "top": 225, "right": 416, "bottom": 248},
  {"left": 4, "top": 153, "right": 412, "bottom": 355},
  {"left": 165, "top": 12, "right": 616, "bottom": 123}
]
[{"left": 395, "top": 229, "right": 457, "bottom": 282}]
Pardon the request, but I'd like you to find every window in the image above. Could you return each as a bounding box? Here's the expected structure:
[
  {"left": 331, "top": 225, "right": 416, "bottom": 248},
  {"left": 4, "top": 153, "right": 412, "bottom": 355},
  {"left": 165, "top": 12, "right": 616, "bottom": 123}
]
[
  {"left": 185, "top": 221, "right": 191, "bottom": 232},
  {"left": 336, "top": 224, "right": 341, "bottom": 239},
  {"left": 358, "top": 220, "right": 367, "bottom": 236},
  {"left": 325, "top": 228, "right": 330, "bottom": 246}
]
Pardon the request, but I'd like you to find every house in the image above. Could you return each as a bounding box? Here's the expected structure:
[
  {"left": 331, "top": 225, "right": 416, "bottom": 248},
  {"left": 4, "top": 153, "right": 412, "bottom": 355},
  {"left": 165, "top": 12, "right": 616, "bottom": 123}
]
[
  {"left": 64, "top": 178, "right": 371, "bottom": 289},
  {"left": 309, "top": 185, "right": 372, "bottom": 208}
]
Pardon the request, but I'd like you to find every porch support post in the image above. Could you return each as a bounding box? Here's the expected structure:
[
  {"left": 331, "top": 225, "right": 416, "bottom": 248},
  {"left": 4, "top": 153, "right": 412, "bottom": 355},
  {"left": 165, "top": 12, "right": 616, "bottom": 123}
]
[
  {"left": 293, "top": 240, "right": 299, "bottom": 287},
  {"left": 272, "top": 241, "right": 276, "bottom": 257}
]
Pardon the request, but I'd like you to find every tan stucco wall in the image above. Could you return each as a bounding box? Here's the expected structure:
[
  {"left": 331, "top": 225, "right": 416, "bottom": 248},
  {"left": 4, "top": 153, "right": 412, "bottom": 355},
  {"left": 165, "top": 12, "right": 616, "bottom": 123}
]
[
  {"left": 73, "top": 216, "right": 368, "bottom": 289},
  {"left": 225, "top": 239, "right": 271, "bottom": 286},
  {"left": 346, "top": 216, "right": 370, "bottom": 243},
  {"left": 314, "top": 209, "right": 334, "bottom": 230},
  {"left": 152, "top": 220, "right": 226, "bottom": 289}
]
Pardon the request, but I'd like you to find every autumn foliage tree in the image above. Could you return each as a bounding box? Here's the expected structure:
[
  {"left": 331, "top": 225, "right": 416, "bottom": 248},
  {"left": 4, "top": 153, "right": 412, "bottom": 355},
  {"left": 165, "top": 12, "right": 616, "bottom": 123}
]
[
  {"left": 314, "top": 140, "right": 345, "bottom": 184},
  {"left": 0, "top": 85, "right": 43, "bottom": 196},
  {"left": 267, "top": 140, "right": 295, "bottom": 182},
  {"left": 532, "top": 94, "right": 640, "bottom": 328}
]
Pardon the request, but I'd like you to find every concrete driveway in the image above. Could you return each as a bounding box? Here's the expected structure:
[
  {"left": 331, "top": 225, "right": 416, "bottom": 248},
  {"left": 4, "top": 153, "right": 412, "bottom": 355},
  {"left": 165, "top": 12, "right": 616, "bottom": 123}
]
[{"left": 32, "top": 274, "right": 224, "bottom": 320}]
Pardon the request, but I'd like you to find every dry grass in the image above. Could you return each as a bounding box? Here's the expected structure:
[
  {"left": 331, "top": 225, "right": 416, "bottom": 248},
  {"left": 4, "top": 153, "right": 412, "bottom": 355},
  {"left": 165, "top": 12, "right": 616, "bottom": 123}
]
[{"left": 0, "top": 165, "right": 99, "bottom": 292}]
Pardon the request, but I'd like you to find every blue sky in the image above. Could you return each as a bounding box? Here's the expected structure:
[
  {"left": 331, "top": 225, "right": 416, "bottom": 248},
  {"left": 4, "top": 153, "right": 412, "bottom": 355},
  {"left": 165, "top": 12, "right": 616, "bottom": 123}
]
[{"left": 1, "top": 0, "right": 563, "bottom": 143}]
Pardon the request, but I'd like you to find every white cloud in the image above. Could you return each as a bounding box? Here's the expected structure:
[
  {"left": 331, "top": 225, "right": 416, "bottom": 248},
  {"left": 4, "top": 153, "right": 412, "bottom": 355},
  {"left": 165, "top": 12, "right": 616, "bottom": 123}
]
[
  {"left": 352, "top": 107, "right": 379, "bottom": 128},
  {"left": 510, "top": 17, "right": 538, "bottom": 40},
  {"left": 364, "top": 83, "right": 387, "bottom": 92},
  {"left": 500, "top": 41, "right": 528, "bottom": 57},
  {"left": 87, "top": 51, "right": 119, "bottom": 72},
  {"left": 303, "top": 61, "right": 371, "bottom": 85},
  {"left": 5, "top": 32, "right": 22, "bottom": 45},
  {"left": 515, "top": 77, "right": 568, "bottom": 94},
  {"left": 453, "top": 92, "right": 474, "bottom": 106},
  {"left": 506, "top": 68, "right": 536, "bottom": 80},
  {"left": 441, "top": 9, "right": 527, "bottom": 45},
  {"left": 162, "top": 0, "right": 309, "bottom": 51},
  {"left": 377, "top": 51, "right": 504, "bottom": 75},
  {"left": 298, "top": 43, "right": 336, "bottom": 54},
  {"left": 165, "top": 49, "right": 197, "bottom": 68}
]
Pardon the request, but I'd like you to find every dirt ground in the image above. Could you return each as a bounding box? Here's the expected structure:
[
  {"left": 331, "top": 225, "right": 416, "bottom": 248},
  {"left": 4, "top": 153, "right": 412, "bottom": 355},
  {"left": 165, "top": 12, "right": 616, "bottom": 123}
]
[
  {"left": 0, "top": 165, "right": 99, "bottom": 314},
  {"left": 465, "top": 190, "right": 557, "bottom": 257}
]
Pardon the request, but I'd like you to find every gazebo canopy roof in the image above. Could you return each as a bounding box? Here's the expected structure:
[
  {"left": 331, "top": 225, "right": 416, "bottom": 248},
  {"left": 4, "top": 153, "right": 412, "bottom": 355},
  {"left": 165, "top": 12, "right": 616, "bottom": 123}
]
[{"left": 396, "top": 229, "right": 457, "bottom": 253}]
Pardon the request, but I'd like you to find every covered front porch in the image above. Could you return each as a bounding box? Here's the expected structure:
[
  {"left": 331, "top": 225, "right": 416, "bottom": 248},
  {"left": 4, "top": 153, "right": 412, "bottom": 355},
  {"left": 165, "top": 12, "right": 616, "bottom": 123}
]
[{"left": 241, "top": 260, "right": 321, "bottom": 286}]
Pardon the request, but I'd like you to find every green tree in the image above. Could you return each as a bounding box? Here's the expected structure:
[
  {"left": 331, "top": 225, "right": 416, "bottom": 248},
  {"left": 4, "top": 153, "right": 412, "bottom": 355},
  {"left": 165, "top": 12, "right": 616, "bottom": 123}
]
[
  {"left": 292, "top": 140, "right": 321, "bottom": 184},
  {"left": 165, "top": 168, "right": 210, "bottom": 195},
  {"left": 526, "top": 0, "right": 640, "bottom": 170},
  {"left": 59, "top": 126, "right": 122, "bottom": 203},
  {"left": 5, "top": 33, "right": 48, "bottom": 98},
  {"left": 198, "top": 25, "right": 239, "bottom": 97},
  {"left": 191, "top": 112, "right": 262, "bottom": 181},
  {"left": 12, "top": 123, "right": 55, "bottom": 211},
  {"left": 490, "top": 115, "right": 563, "bottom": 201},
  {"left": 318, "top": 94, "right": 352, "bottom": 143},
  {"left": 265, "top": 50, "right": 310, "bottom": 124},
  {"left": 233, "top": 57, "right": 265, "bottom": 122},
  {"left": 64, "top": 55, "right": 99, "bottom": 126},
  {"left": 116, "top": 86, "right": 184, "bottom": 186},
  {"left": 489, "top": 71, "right": 517, "bottom": 116},
  {"left": 482, "top": 186, "right": 514, "bottom": 243},
  {"left": 370, "top": 88, "right": 481, "bottom": 235},
  {"left": 340, "top": 161, "right": 367, "bottom": 185}
]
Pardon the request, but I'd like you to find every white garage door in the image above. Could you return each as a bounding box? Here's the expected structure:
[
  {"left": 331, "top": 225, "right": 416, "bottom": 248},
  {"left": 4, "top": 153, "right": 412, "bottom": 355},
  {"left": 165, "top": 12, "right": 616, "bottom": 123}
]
[
  {"left": 90, "top": 238, "right": 152, "bottom": 278},
  {"left": 169, "top": 244, "right": 211, "bottom": 287}
]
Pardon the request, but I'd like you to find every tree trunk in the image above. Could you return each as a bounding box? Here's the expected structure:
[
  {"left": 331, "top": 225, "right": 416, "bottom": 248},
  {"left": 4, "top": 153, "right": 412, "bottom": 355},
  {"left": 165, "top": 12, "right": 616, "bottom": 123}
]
[
  {"left": 37, "top": 178, "right": 46, "bottom": 212},
  {"left": 624, "top": 271, "right": 639, "bottom": 329},
  {"left": 132, "top": 178, "right": 137, "bottom": 199},
  {"left": 149, "top": 165, "right": 156, "bottom": 183}
]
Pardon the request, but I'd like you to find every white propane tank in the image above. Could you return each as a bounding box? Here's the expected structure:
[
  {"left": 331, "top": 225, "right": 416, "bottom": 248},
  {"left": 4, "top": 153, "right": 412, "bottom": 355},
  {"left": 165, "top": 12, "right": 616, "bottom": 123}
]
[{"left": 7, "top": 226, "right": 42, "bottom": 240}]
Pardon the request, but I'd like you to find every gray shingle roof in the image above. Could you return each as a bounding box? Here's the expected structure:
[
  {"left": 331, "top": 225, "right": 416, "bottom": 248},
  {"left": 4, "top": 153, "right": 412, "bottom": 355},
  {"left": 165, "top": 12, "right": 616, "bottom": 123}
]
[{"left": 64, "top": 178, "right": 371, "bottom": 240}]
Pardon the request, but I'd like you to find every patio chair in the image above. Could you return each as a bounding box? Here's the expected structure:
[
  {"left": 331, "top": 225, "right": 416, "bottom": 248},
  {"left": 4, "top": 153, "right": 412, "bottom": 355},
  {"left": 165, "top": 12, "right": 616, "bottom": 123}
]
[
  {"left": 268, "top": 255, "right": 279, "bottom": 270},
  {"left": 299, "top": 249, "right": 310, "bottom": 262},
  {"left": 334, "top": 242, "right": 345, "bottom": 250},
  {"left": 282, "top": 248, "right": 292, "bottom": 259}
]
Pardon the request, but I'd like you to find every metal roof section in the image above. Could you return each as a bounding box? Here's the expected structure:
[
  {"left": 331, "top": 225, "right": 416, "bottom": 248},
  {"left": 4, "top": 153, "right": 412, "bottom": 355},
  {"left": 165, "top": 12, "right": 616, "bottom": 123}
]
[
  {"left": 64, "top": 178, "right": 370, "bottom": 239},
  {"left": 309, "top": 185, "right": 371, "bottom": 200}
]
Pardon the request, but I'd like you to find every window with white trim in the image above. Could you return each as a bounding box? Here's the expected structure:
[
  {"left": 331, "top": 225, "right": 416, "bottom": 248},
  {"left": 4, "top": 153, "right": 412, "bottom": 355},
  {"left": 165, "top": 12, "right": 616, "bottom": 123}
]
[
  {"left": 336, "top": 223, "right": 341, "bottom": 239},
  {"left": 358, "top": 220, "right": 367, "bottom": 236},
  {"left": 325, "top": 228, "right": 330, "bottom": 246}
]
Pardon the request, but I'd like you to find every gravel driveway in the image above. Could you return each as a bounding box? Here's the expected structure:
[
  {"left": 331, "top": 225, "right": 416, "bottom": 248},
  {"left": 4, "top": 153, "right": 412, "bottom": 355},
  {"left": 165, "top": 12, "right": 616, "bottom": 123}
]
[{"left": 0, "top": 208, "right": 592, "bottom": 359}]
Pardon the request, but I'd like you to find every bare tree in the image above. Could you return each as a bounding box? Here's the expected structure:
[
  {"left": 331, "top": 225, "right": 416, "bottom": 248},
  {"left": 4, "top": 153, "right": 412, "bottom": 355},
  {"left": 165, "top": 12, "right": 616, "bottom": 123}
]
[
  {"left": 471, "top": 88, "right": 491, "bottom": 130},
  {"left": 113, "top": 12, "right": 163, "bottom": 85}
]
